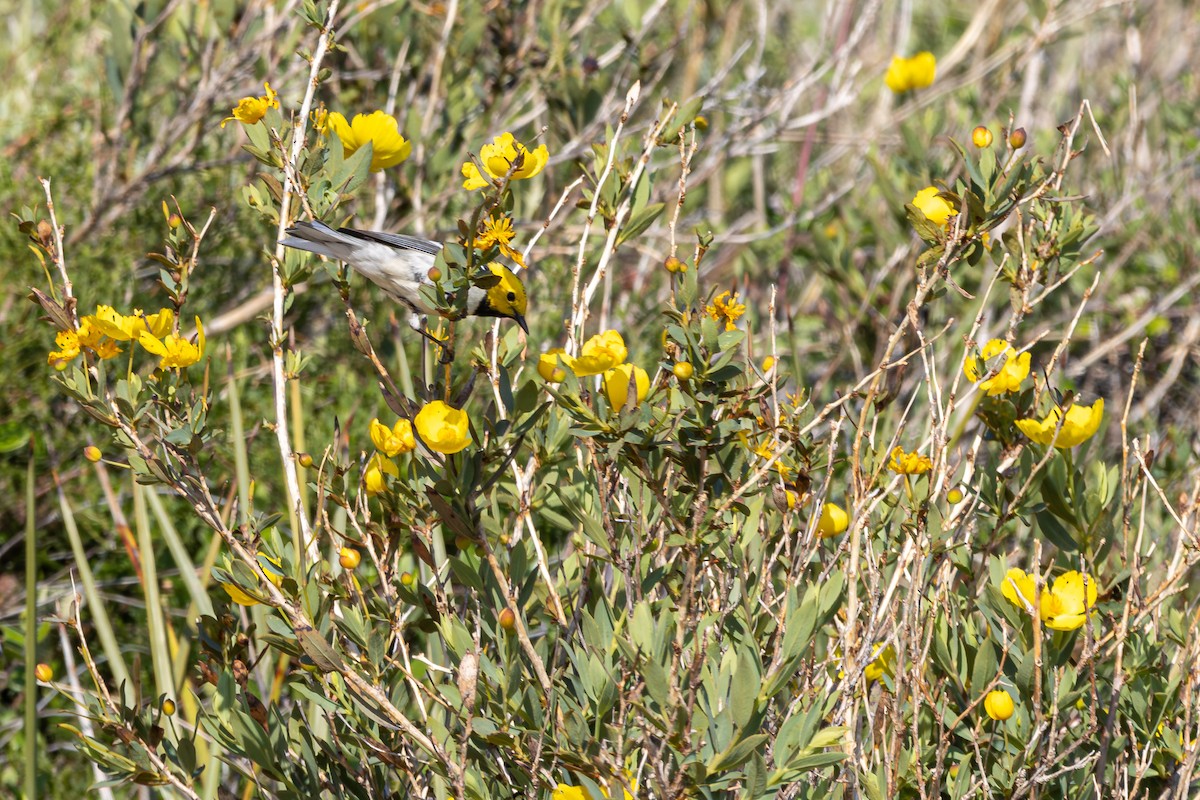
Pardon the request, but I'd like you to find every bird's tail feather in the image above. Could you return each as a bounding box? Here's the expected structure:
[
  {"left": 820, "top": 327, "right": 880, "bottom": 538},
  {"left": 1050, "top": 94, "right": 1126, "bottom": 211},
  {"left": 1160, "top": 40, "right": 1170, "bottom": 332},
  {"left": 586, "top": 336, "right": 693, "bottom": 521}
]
[{"left": 279, "top": 220, "right": 361, "bottom": 262}]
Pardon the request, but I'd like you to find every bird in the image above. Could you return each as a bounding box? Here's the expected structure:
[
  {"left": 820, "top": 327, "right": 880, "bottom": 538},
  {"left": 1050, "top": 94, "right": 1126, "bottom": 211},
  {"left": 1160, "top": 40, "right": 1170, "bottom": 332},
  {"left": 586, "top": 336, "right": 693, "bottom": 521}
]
[{"left": 280, "top": 220, "right": 528, "bottom": 333}]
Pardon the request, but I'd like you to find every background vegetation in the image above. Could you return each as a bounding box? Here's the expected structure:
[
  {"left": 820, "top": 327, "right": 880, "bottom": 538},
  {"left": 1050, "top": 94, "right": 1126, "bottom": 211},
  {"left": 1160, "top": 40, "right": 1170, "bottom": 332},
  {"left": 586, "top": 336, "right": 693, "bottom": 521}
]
[{"left": 3, "top": 0, "right": 1199, "bottom": 798}]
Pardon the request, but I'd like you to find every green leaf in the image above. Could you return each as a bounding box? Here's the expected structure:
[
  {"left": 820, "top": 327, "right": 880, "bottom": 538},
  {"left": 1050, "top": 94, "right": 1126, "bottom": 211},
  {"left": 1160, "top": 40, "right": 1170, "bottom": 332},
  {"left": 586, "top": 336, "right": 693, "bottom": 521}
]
[
  {"left": 707, "top": 733, "right": 769, "bottom": 774},
  {"left": 617, "top": 202, "right": 665, "bottom": 245},
  {"left": 1036, "top": 509, "right": 1078, "bottom": 552},
  {"left": 295, "top": 625, "right": 343, "bottom": 673}
]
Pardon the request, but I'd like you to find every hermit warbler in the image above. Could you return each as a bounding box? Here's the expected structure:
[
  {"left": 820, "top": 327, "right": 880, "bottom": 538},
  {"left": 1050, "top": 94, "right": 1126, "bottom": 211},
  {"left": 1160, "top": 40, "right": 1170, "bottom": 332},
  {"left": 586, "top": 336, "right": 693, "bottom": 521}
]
[{"left": 281, "top": 220, "right": 528, "bottom": 332}]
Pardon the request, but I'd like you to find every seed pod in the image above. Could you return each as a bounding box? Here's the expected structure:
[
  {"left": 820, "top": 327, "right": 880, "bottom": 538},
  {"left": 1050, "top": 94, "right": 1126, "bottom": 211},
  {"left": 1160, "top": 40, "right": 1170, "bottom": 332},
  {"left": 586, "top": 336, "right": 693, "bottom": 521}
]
[{"left": 1009, "top": 127, "right": 1027, "bottom": 149}]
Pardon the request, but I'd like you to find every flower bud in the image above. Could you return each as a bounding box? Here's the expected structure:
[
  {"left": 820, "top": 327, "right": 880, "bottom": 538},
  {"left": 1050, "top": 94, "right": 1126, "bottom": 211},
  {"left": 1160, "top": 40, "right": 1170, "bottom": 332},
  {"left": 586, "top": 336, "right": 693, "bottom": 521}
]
[
  {"left": 427, "top": 266, "right": 442, "bottom": 282},
  {"left": 947, "top": 488, "right": 964, "bottom": 504},
  {"left": 296, "top": 452, "right": 314, "bottom": 468},
  {"left": 1009, "top": 127, "right": 1027, "bottom": 149},
  {"left": 84, "top": 445, "right": 102, "bottom": 463},
  {"left": 984, "top": 689, "right": 1015, "bottom": 721},
  {"left": 400, "top": 571, "right": 415, "bottom": 587},
  {"left": 498, "top": 607, "right": 516, "bottom": 631},
  {"left": 35, "top": 663, "right": 53, "bottom": 682},
  {"left": 971, "top": 126, "right": 993, "bottom": 148},
  {"left": 664, "top": 256, "right": 687, "bottom": 273},
  {"left": 161, "top": 698, "right": 176, "bottom": 715},
  {"left": 761, "top": 356, "right": 776, "bottom": 374},
  {"left": 339, "top": 547, "right": 361, "bottom": 570},
  {"left": 693, "top": 115, "right": 709, "bottom": 131},
  {"left": 168, "top": 214, "right": 183, "bottom": 229},
  {"left": 673, "top": 362, "right": 694, "bottom": 380}
]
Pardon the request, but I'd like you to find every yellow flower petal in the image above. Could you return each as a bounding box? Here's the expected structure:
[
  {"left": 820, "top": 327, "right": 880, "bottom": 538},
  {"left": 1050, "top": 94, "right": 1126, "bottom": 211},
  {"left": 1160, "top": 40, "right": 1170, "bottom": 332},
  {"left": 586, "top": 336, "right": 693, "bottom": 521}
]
[
  {"left": 364, "top": 452, "right": 399, "bottom": 495},
  {"left": 330, "top": 110, "right": 411, "bottom": 172},
  {"left": 571, "top": 330, "right": 627, "bottom": 377},
  {"left": 602, "top": 363, "right": 649, "bottom": 411},
  {"left": 537, "top": 348, "right": 568, "bottom": 382},
  {"left": 370, "top": 418, "right": 416, "bottom": 457},
  {"left": 816, "top": 502, "right": 848, "bottom": 538},
  {"left": 414, "top": 401, "right": 472, "bottom": 455},
  {"left": 1016, "top": 398, "right": 1104, "bottom": 449},
  {"left": 911, "top": 186, "right": 956, "bottom": 227},
  {"left": 1000, "top": 568, "right": 1039, "bottom": 612}
]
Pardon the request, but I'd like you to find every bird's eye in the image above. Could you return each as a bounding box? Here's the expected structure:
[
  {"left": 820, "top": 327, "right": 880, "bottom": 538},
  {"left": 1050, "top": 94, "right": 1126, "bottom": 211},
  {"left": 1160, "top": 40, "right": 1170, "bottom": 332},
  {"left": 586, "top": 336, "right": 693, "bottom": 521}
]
[{"left": 506, "top": 292, "right": 516, "bottom": 302}]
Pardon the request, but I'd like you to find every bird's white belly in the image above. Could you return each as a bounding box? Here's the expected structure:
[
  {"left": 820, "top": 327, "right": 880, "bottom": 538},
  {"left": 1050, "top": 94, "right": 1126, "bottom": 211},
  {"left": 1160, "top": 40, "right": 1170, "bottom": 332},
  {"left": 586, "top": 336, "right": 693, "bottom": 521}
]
[{"left": 351, "top": 243, "right": 437, "bottom": 314}]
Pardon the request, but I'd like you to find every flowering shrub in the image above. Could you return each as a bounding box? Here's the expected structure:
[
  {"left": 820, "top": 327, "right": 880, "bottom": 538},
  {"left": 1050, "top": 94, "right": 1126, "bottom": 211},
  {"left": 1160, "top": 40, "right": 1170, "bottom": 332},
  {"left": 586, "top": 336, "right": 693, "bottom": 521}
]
[{"left": 13, "top": 4, "right": 1200, "bottom": 800}]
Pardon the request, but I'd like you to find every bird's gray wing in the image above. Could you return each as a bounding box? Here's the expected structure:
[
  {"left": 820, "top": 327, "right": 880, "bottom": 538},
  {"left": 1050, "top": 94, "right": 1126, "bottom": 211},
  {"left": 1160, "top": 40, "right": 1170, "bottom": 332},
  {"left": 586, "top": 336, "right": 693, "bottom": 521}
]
[{"left": 336, "top": 228, "right": 443, "bottom": 256}]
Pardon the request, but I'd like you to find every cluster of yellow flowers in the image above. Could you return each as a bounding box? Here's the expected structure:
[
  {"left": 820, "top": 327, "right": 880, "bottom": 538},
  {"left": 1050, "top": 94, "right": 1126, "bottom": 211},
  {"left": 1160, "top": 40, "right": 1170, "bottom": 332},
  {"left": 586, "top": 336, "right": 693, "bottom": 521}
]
[
  {"left": 364, "top": 402, "right": 472, "bottom": 495},
  {"left": 704, "top": 290, "right": 747, "bottom": 331},
  {"left": 887, "top": 445, "right": 932, "bottom": 475},
  {"left": 962, "top": 338, "right": 1105, "bottom": 449},
  {"left": 1000, "top": 567, "right": 1100, "bottom": 632},
  {"left": 48, "top": 306, "right": 204, "bottom": 371},
  {"left": 537, "top": 330, "right": 650, "bottom": 412}
]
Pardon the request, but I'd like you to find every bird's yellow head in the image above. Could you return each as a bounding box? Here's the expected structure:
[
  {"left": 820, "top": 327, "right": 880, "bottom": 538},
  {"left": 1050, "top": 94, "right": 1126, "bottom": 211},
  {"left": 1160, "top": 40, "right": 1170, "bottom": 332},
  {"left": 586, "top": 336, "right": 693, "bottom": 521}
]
[{"left": 477, "top": 263, "right": 529, "bottom": 332}]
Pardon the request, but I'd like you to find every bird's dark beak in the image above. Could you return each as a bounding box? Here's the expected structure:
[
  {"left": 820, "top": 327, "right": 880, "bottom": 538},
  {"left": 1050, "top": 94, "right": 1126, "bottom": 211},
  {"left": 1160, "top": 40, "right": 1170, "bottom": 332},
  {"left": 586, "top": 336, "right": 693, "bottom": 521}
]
[{"left": 515, "top": 314, "right": 529, "bottom": 334}]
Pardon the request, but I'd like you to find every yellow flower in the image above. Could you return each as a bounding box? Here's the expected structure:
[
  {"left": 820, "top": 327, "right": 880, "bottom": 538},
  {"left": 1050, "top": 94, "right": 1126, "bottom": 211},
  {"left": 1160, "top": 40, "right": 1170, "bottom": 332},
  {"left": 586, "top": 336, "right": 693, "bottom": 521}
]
[
  {"left": 311, "top": 107, "right": 329, "bottom": 134},
  {"left": 221, "top": 82, "right": 279, "bottom": 128},
  {"left": 571, "top": 330, "right": 628, "bottom": 377},
  {"left": 364, "top": 452, "right": 399, "bottom": 495},
  {"left": 887, "top": 445, "right": 933, "bottom": 475},
  {"left": 816, "top": 502, "right": 848, "bottom": 538},
  {"left": 1016, "top": 398, "right": 1104, "bottom": 449},
  {"left": 138, "top": 317, "right": 205, "bottom": 370},
  {"left": 475, "top": 214, "right": 524, "bottom": 266},
  {"left": 537, "top": 348, "right": 569, "bottom": 383},
  {"left": 90, "top": 306, "right": 175, "bottom": 342},
  {"left": 885, "top": 52, "right": 936, "bottom": 93},
  {"left": 49, "top": 317, "right": 126, "bottom": 367},
  {"left": 911, "top": 187, "right": 956, "bottom": 227},
  {"left": 552, "top": 777, "right": 635, "bottom": 800},
  {"left": 705, "top": 291, "right": 746, "bottom": 331},
  {"left": 220, "top": 553, "right": 284, "bottom": 606},
  {"left": 370, "top": 418, "right": 415, "bottom": 457},
  {"left": 48, "top": 329, "right": 81, "bottom": 367},
  {"left": 461, "top": 132, "right": 549, "bottom": 190},
  {"left": 1000, "top": 567, "right": 1040, "bottom": 612},
  {"left": 864, "top": 643, "right": 896, "bottom": 683},
  {"left": 1042, "top": 571, "right": 1100, "bottom": 631},
  {"left": 602, "top": 363, "right": 650, "bottom": 411},
  {"left": 327, "top": 111, "right": 412, "bottom": 172},
  {"left": 984, "top": 689, "right": 1015, "bottom": 721},
  {"left": 414, "top": 400, "right": 472, "bottom": 454},
  {"left": 742, "top": 435, "right": 794, "bottom": 481},
  {"left": 963, "top": 339, "right": 1031, "bottom": 396},
  {"left": 761, "top": 355, "right": 776, "bottom": 374},
  {"left": 999, "top": 568, "right": 1099, "bottom": 631}
]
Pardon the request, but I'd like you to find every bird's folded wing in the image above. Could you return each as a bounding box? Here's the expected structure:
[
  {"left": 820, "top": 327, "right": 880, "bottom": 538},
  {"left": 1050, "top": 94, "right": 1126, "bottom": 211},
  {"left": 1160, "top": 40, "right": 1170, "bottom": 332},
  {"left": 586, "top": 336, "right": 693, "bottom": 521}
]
[{"left": 336, "top": 228, "right": 442, "bottom": 255}]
